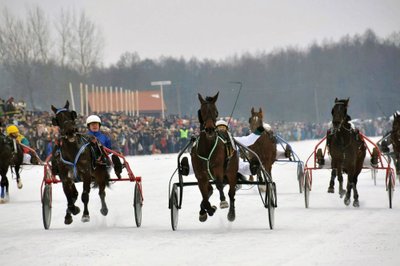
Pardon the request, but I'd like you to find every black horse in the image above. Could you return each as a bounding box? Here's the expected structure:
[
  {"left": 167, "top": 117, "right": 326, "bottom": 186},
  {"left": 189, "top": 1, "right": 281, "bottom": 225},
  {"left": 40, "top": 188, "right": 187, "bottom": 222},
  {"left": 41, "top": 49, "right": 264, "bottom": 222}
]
[
  {"left": 390, "top": 112, "right": 400, "bottom": 177},
  {"left": 327, "top": 98, "right": 366, "bottom": 207},
  {"left": 191, "top": 92, "right": 239, "bottom": 222},
  {"left": 51, "top": 101, "right": 110, "bottom": 224},
  {"left": 0, "top": 134, "right": 23, "bottom": 203}
]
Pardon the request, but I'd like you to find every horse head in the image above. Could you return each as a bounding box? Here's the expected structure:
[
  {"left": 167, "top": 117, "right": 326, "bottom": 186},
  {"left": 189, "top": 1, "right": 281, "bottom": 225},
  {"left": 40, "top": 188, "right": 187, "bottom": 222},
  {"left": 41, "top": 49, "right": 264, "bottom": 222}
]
[
  {"left": 331, "top": 98, "right": 349, "bottom": 130},
  {"left": 198, "top": 92, "right": 219, "bottom": 138},
  {"left": 51, "top": 100, "right": 78, "bottom": 138},
  {"left": 392, "top": 112, "right": 400, "bottom": 140},
  {"left": 249, "top": 107, "right": 263, "bottom": 132}
]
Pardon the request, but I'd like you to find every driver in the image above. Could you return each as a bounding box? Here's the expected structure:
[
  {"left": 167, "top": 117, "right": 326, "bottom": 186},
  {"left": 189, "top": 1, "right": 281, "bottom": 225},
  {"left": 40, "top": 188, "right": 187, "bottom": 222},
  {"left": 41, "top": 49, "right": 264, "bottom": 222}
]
[{"left": 86, "top": 115, "right": 123, "bottom": 179}]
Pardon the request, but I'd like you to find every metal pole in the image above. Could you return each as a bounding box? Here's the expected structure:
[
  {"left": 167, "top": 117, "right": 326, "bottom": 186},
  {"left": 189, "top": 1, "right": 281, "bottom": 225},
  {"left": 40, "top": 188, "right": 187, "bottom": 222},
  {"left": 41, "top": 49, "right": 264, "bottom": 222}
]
[
  {"left": 69, "top": 82, "right": 76, "bottom": 111},
  {"left": 80, "top": 83, "right": 84, "bottom": 115},
  {"left": 85, "top": 84, "right": 89, "bottom": 116}
]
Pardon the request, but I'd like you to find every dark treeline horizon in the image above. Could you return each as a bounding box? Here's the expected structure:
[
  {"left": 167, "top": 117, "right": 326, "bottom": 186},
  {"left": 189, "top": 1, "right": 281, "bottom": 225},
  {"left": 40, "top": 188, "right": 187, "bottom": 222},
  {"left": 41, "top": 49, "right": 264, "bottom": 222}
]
[{"left": 1, "top": 29, "right": 399, "bottom": 123}]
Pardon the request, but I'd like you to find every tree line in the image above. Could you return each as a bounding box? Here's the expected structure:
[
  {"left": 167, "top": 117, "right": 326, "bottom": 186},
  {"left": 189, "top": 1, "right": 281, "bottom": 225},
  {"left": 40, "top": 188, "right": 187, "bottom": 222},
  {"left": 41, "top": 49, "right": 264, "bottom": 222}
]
[{"left": 1, "top": 5, "right": 399, "bottom": 122}]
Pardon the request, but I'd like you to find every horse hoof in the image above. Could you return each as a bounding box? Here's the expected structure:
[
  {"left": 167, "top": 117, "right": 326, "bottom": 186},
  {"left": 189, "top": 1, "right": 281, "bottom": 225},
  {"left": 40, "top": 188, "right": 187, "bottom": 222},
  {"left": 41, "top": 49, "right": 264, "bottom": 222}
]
[
  {"left": 344, "top": 198, "right": 350, "bottom": 206},
  {"left": 207, "top": 206, "right": 217, "bottom": 216},
  {"left": 220, "top": 201, "right": 229, "bottom": 209},
  {"left": 339, "top": 190, "right": 346, "bottom": 198},
  {"left": 227, "top": 211, "right": 236, "bottom": 222},
  {"left": 81, "top": 215, "right": 90, "bottom": 223},
  {"left": 68, "top": 206, "right": 80, "bottom": 215},
  {"left": 100, "top": 208, "right": 108, "bottom": 216},
  {"left": 353, "top": 200, "right": 360, "bottom": 208},
  {"left": 64, "top": 215, "right": 73, "bottom": 225},
  {"left": 17, "top": 181, "right": 23, "bottom": 189},
  {"left": 327, "top": 187, "right": 334, "bottom": 193},
  {"left": 199, "top": 213, "right": 208, "bottom": 222}
]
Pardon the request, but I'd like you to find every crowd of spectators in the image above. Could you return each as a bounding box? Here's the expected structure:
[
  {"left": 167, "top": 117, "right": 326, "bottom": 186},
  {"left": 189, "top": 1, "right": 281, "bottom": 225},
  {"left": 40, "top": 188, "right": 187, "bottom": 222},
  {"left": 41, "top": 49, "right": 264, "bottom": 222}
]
[{"left": 0, "top": 97, "right": 393, "bottom": 160}]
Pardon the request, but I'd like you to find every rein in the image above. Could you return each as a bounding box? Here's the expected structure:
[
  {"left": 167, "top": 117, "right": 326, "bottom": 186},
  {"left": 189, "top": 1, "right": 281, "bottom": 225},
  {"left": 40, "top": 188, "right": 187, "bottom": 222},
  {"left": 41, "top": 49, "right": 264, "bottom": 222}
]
[{"left": 58, "top": 134, "right": 90, "bottom": 182}]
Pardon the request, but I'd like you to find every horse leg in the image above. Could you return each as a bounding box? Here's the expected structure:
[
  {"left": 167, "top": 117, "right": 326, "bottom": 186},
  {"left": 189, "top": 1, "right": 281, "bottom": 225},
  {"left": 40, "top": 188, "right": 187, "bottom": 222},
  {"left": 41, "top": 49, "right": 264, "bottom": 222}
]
[
  {"left": 81, "top": 179, "right": 91, "bottom": 222},
  {"left": 97, "top": 172, "right": 108, "bottom": 216},
  {"left": 61, "top": 180, "right": 80, "bottom": 225},
  {"left": 14, "top": 165, "right": 23, "bottom": 189},
  {"left": 327, "top": 169, "right": 336, "bottom": 193},
  {"left": 0, "top": 173, "right": 9, "bottom": 203},
  {"left": 216, "top": 178, "right": 228, "bottom": 209},
  {"left": 337, "top": 170, "right": 346, "bottom": 198},
  {"left": 352, "top": 175, "right": 360, "bottom": 207},
  {"left": 227, "top": 180, "right": 236, "bottom": 222},
  {"left": 198, "top": 181, "right": 216, "bottom": 222},
  {"left": 344, "top": 177, "right": 352, "bottom": 206}
]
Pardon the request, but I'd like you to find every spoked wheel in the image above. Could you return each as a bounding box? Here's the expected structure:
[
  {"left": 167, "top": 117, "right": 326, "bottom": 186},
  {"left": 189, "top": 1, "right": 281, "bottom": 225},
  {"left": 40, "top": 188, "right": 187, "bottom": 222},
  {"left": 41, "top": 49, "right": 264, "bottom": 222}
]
[
  {"left": 387, "top": 172, "right": 394, "bottom": 209},
  {"left": 266, "top": 182, "right": 276, "bottom": 230},
  {"left": 133, "top": 182, "right": 143, "bottom": 227},
  {"left": 170, "top": 184, "right": 179, "bottom": 231},
  {"left": 42, "top": 184, "right": 52, "bottom": 230},
  {"left": 304, "top": 171, "right": 310, "bottom": 208},
  {"left": 297, "top": 162, "right": 304, "bottom": 194}
]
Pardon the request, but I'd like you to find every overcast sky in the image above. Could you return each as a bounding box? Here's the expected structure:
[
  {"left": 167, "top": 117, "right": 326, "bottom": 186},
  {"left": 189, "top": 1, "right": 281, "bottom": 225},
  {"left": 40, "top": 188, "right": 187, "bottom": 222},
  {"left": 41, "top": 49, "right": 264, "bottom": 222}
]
[{"left": 1, "top": 0, "right": 400, "bottom": 66}]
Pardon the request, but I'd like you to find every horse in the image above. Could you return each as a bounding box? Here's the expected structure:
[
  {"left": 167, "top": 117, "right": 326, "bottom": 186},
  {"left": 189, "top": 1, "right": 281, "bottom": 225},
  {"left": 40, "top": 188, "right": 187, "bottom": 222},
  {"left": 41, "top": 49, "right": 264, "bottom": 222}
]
[
  {"left": 390, "top": 112, "right": 400, "bottom": 177},
  {"left": 190, "top": 92, "right": 239, "bottom": 222},
  {"left": 247, "top": 107, "right": 277, "bottom": 178},
  {"left": 51, "top": 101, "right": 110, "bottom": 224},
  {"left": 327, "top": 98, "right": 366, "bottom": 207},
  {"left": 0, "top": 134, "right": 23, "bottom": 203}
]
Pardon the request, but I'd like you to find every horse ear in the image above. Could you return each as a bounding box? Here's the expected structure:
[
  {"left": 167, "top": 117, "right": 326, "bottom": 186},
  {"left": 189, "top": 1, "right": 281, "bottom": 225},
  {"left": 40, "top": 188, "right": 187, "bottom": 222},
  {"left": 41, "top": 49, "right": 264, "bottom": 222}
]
[
  {"left": 251, "top": 107, "right": 255, "bottom": 114},
  {"left": 345, "top": 98, "right": 349, "bottom": 106},
  {"left": 335, "top": 97, "right": 338, "bottom": 103},
  {"left": 198, "top": 93, "right": 206, "bottom": 104},
  {"left": 51, "top": 105, "right": 57, "bottom": 113},
  {"left": 211, "top": 92, "right": 219, "bottom": 103},
  {"left": 51, "top": 117, "right": 58, "bottom": 126},
  {"left": 259, "top": 107, "right": 262, "bottom": 114},
  {"left": 64, "top": 100, "right": 69, "bottom": 109}
]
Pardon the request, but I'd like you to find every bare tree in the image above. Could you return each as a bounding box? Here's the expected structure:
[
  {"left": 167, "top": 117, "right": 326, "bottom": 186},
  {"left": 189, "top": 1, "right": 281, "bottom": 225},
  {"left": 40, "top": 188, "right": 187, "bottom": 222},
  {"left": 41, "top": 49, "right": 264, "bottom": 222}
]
[
  {"left": 0, "top": 8, "right": 37, "bottom": 109},
  {"left": 73, "top": 10, "right": 103, "bottom": 76},
  {"left": 54, "top": 8, "right": 74, "bottom": 68},
  {"left": 26, "top": 5, "right": 51, "bottom": 63}
]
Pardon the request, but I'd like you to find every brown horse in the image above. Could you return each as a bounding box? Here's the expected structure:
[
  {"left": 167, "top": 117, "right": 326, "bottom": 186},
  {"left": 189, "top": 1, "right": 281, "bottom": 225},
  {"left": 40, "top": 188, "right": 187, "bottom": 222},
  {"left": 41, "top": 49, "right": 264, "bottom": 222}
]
[
  {"left": 0, "top": 135, "right": 23, "bottom": 203},
  {"left": 190, "top": 92, "right": 239, "bottom": 222},
  {"left": 248, "top": 107, "right": 277, "bottom": 178},
  {"left": 328, "top": 98, "right": 366, "bottom": 207},
  {"left": 51, "top": 101, "right": 110, "bottom": 224},
  {"left": 390, "top": 112, "right": 400, "bottom": 177}
]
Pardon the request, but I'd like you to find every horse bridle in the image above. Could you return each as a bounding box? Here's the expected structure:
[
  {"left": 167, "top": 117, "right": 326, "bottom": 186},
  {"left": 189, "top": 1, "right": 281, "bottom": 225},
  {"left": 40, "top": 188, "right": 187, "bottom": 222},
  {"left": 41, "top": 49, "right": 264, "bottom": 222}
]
[
  {"left": 332, "top": 102, "right": 348, "bottom": 132},
  {"left": 53, "top": 108, "right": 78, "bottom": 137},
  {"left": 201, "top": 102, "right": 218, "bottom": 133}
]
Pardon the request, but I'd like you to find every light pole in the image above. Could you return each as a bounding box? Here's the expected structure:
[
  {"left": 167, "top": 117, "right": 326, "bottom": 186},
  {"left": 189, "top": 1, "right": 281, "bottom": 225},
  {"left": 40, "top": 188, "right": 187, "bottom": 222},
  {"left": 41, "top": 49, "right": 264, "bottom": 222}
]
[{"left": 151, "top": 80, "right": 171, "bottom": 119}]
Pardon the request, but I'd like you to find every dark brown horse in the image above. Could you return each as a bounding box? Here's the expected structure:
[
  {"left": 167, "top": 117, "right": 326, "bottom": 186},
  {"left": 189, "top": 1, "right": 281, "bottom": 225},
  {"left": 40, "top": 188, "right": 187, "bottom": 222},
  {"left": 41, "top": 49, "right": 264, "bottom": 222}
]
[
  {"left": 190, "top": 92, "right": 239, "bottom": 222},
  {"left": 0, "top": 135, "right": 23, "bottom": 203},
  {"left": 327, "top": 98, "right": 366, "bottom": 207},
  {"left": 390, "top": 112, "right": 400, "bottom": 177},
  {"left": 51, "top": 101, "right": 110, "bottom": 224},
  {"left": 248, "top": 107, "right": 277, "bottom": 178}
]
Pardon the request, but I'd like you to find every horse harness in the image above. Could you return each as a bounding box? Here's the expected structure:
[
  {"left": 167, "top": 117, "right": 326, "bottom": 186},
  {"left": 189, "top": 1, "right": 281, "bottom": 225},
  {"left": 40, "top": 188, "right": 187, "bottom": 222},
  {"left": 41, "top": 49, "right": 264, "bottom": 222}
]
[{"left": 194, "top": 129, "right": 235, "bottom": 181}]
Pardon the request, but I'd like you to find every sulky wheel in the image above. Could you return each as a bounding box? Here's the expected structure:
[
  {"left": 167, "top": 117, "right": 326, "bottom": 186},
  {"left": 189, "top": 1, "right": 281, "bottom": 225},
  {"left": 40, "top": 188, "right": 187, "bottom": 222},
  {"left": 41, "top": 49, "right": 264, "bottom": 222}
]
[
  {"left": 42, "top": 184, "right": 52, "bottom": 230},
  {"left": 170, "top": 184, "right": 179, "bottom": 231},
  {"left": 304, "top": 171, "right": 310, "bottom": 208},
  {"left": 387, "top": 172, "right": 394, "bottom": 209},
  {"left": 297, "top": 162, "right": 304, "bottom": 194},
  {"left": 133, "top": 182, "right": 143, "bottom": 227},
  {"left": 266, "top": 182, "right": 276, "bottom": 230}
]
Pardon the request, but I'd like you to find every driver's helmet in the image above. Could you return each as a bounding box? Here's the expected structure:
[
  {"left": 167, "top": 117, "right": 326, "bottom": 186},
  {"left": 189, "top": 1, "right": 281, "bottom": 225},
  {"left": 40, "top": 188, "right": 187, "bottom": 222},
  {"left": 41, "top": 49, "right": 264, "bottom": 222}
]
[
  {"left": 216, "top": 119, "right": 228, "bottom": 130},
  {"left": 86, "top": 115, "right": 101, "bottom": 126}
]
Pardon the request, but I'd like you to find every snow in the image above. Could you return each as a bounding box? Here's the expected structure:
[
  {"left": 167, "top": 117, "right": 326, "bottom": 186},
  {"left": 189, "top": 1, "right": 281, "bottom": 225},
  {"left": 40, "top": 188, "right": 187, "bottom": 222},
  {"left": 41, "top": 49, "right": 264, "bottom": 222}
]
[{"left": 1, "top": 138, "right": 399, "bottom": 266}]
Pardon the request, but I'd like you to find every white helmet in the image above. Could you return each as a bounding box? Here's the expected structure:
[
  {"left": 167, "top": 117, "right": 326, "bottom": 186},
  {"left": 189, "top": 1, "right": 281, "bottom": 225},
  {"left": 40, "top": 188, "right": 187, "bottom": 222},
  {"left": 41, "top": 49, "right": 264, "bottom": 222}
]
[
  {"left": 86, "top": 115, "right": 101, "bottom": 126},
  {"left": 216, "top": 119, "right": 228, "bottom": 127}
]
